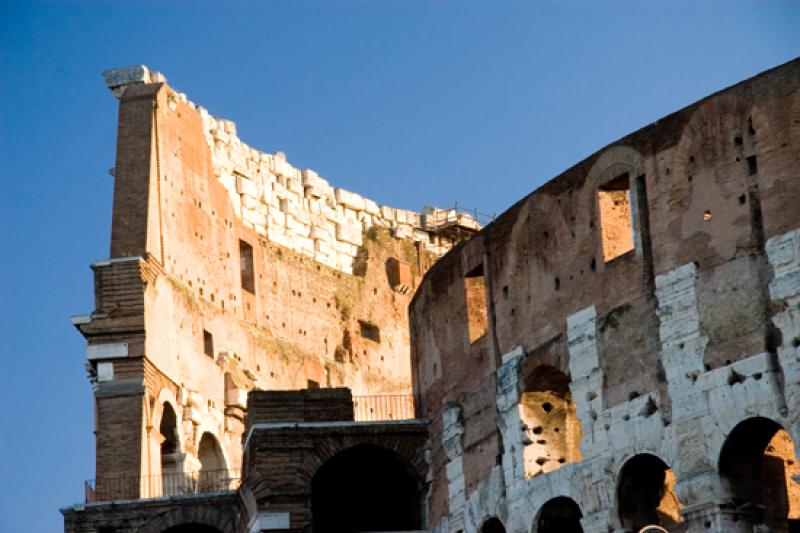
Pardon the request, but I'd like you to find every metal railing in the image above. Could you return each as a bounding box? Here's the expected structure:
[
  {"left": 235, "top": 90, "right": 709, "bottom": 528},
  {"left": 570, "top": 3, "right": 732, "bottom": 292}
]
[
  {"left": 85, "top": 469, "right": 241, "bottom": 503},
  {"left": 353, "top": 394, "right": 415, "bottom": 421}
]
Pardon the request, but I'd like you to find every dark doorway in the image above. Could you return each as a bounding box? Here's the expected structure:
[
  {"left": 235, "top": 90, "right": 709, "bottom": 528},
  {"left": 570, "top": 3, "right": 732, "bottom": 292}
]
[
  {"left": 617, "top": 454, "right": 683, "bottom": 532},
  {"left": 480, "top": 517, "right": 506, "bottom": 533},
  {"left": 311, "top": 444, "right": 421, "bottom": 532},
  {"left": 719, "top": 417, "right": 800, "bottom": 532},
  {"left": 537, "top": 496, "right": 583, "bottom": 533}
]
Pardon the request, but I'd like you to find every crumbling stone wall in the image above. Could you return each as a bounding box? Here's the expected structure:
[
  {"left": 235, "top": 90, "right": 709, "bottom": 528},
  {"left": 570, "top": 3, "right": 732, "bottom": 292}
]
[
  {"left": 411, "top": 58, "right": 800, "bottom": 533},
  {"left": 73, "top": 65, "right": 471, "bottom": 504}
]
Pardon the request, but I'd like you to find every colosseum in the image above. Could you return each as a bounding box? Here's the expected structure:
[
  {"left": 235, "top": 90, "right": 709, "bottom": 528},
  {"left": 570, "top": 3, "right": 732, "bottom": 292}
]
[{"left": 62, "top": 57, "right": 800, "bottom": 533}]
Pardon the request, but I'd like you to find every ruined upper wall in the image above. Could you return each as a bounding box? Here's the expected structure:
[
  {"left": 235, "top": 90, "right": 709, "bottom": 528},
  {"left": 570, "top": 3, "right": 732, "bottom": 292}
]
[
  {"left": 80, "top": 64, "right": 481, "bottom": 495},
  {"left": 104, "top": 65, "right": 475, "bottom": 274}
]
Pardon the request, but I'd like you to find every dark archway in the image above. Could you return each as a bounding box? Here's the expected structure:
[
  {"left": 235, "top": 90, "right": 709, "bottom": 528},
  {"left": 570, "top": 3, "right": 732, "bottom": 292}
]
[
  {"left": 311, "top": 444, "right": 421, "bottom": 532},
  {"left": 159, "top": 403, "right": 182, "bottom": 495},
  {"left": 719, "top": 417, "right": 800, "bottom": 531},
  {"left": 162, "top": 525, "right": 222, "bottom": 533},
  {"left": 617, "top": 454, "right": 683, "bottom": 532},
  {"left": 537, "top": 496, "right": 583, "bottom": 533},
  {"left": 480, "top": 517, "right": 506, "bottom": 533}
]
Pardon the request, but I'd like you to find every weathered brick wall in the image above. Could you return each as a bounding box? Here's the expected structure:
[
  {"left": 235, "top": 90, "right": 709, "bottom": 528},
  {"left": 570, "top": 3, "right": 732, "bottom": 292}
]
[
  {"left": 73, "top": 63, "right": 474, "bottom": 506},
  {"left": 243, "top": 420, "right": 429, "bottom": 531},
  {"left": 411, "top": 58, "right": 800, "bottom": 532},
  {"left": 246, "top": 388, "right": 354, "bottom": 425}
]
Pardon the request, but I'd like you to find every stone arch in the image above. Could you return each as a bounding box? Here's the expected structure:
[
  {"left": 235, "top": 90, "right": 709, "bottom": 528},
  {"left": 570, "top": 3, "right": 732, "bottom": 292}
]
[
  {"left": 310, "top": 443, "right": 423, "bottom": 532},
  {"left": 197, "top": 432, "right": 229, "bottom": 492},
  {"left": 587, "top": 146, "right": 646, "bottom": 190},
  {"left": 718, "top": 416, "right": 800, "bottom": 531},
  {"left": 615, "top": 453, "right": 683, "bottom": 532},
  {"left": 480, "top": 516, "right": 507, "bottom": 533},
  {"left": 138, "top": 506, "right": 234, "bottom": 533},
  {"left": 293, "top": 432, "right": 428, "bottom": 491},
  {"left": 157, "top": 401, "right": 184, "bottom": 496},
  {"left": 669, "top": 94, "right": 778, "bottom": 278},
  {"left": 533, "top": 496, "right": 583, "bottom": 533},
  {"left": 518, "top": 364, "right": 581, "bottom": 478}
]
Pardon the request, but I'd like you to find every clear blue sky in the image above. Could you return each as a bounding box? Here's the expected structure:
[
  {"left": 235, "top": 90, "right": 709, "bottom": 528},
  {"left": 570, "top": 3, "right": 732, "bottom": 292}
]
[{"left": 0, "top": 1, "right": 797, "bottom": 530}]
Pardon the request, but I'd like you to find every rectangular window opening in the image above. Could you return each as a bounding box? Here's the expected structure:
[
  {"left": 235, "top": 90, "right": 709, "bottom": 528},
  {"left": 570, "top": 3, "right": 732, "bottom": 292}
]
[
  {"left": 598, "top": 173, "right": 635, "bottom": 262},
  {"left": 464, "top": 264, "right": 488, "bottom": 343},
  {"left": 239, "top": 240, "right": 255, "bottom": 294},
  {"left": 747, "top": 155, "right": 758, "bottom": 176},
  {"left": 203, "top": 330, "right": 214, "bottom": 358}
]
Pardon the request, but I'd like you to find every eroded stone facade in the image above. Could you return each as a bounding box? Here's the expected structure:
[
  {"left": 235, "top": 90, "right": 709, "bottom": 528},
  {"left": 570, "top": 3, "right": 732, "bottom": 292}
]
[
  {"left": 63, "top": 58, "right": 800, "bottom": 533},
  {"left": 69, "top": 64, "right": 471, "bottom": 506},
  {"left": 410, "top": 58, "right": 800, "bottom": 533}
]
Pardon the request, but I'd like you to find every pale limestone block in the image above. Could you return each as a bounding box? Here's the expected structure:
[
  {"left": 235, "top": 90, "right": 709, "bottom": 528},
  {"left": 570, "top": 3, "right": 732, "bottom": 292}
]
[
  {"left": 309, "top": 225, "right": 330, "bottom": 242},
  {"left": 340, "top": 207, "right": 355, "bottom": 221},
  {"left": 315, "top": 240, "right": 333, "bottom": 256},
  {"left": 364, "top": 199, "right": 380, "bottom": 216},
  {"left": 380, "top": 205, "right": 396, "bottom": 221},
  {"left": 243, "top": 195, "right": 259, "bottom": 210},
  {"left": 273, "top": 181, "right": 288, "bottom": 199},
  {"left": 285, "top": 213, "right": 299, "bottom": 231},
  {"left": 314, "top": 251, "right": 331, "bottom": 266},
  {"left": 412, "top": 229, "right": 429, "bottom": 242},
  {"left": 567, "top": 306, "right": 599, "bottom": 380},
  {"left": 273, "top": 156, "right": 294, "bottom": 178},
  {"left": 287, "top": 177, "right": 303, "bottom": 195},
  {"left": 393, "top": 224, "right": 413, "bottom": 239},
  {"left": 442, "top": 406, "right": 465, "bottom": 460},
  {"left": 298, "top": 237, "right": 315, "bottom": 255},
  {"left": 293, "top": 208, "right": 311, "bottom": 226},
  {"left": 766, "top": 229, "right": 799, "bottom": 270},
  {"left": 336, "top": 221, "right": 363, "bottom": 246},
  {"left": 334, "top": 188, "right": 366, "bottom": 211},
  {"left": 335, "top": 242, "right": 360, "bottom": 258}
]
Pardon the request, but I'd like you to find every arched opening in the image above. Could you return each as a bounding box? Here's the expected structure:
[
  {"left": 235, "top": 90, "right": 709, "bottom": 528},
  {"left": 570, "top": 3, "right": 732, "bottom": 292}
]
[
  {"left": 480, "top": 517, "right": 506, "bottom": 533},
  {"left": 536, "top": 496, "right": 583, "bottom": 533},
  {"left": 520, "top": 365, "right": 582, "bottom": 477},
  {"left": 719, "top": 417, "right": 800, "bottom": 531},
  {"left": 617, "top": 454, "right": 683, "bottom": 532},
  {"left": 197, "top": 432, "right": 227, "bottom": 493},
  {"left": 162, "top": 525, "right": 222, "bottom": 533},
  {"left": 159, "top": 402, "right": 181, "bottom": 495},
  {"left": 311, "top": 444, "right": 421, "bottom": 532}
]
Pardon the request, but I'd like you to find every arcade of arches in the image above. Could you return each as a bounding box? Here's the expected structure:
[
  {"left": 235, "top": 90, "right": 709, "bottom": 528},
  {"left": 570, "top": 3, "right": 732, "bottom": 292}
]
[{"left": 472, "top": 417, "right": 800, "bottom": 533}]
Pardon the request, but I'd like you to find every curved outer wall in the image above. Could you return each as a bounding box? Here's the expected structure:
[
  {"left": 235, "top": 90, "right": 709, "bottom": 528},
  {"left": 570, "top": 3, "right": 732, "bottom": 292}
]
[{"left": 410, "top": 58, "right": 800, "bottom": 533}]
